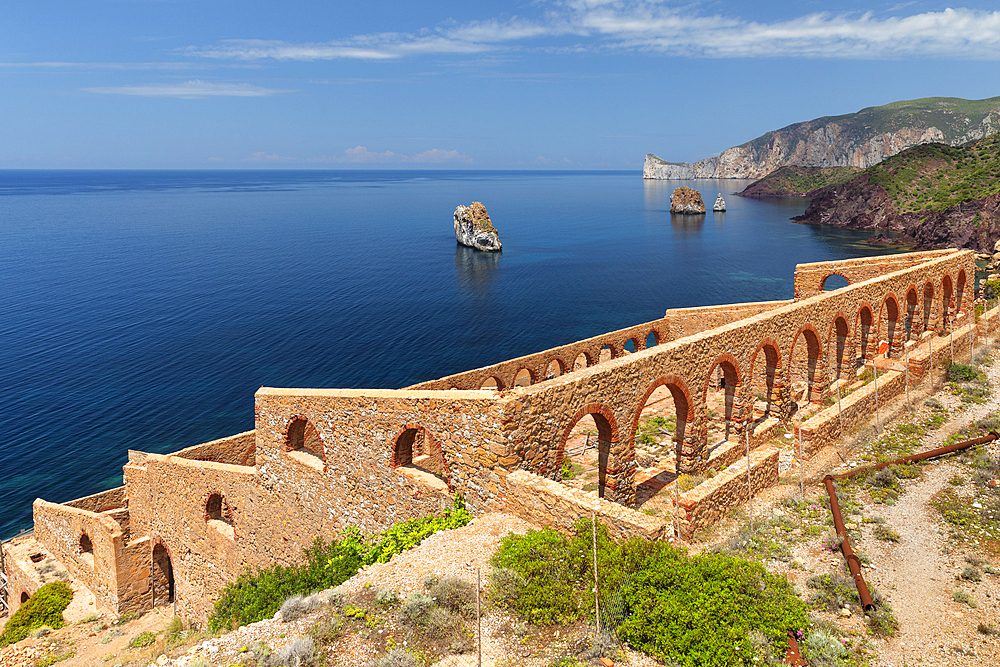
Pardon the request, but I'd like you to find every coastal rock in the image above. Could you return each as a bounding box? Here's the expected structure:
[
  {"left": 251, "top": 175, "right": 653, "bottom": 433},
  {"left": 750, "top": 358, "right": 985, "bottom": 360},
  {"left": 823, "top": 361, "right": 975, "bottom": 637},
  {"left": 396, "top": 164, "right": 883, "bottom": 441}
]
[
  {"left": 645, "top": 97, "right": 1000, "bottom": 180},
  {"left": 454, "top": 202, "right": 502, "bottom": 252},
  {"left": 643, "top": 154, "right": 695, "bottom": 180},
  {"left": 670, "top": 187, "right": 706, "bottom": 214},
  {"left": 713, "top": 193, "right": 726, "bottom": 212}
]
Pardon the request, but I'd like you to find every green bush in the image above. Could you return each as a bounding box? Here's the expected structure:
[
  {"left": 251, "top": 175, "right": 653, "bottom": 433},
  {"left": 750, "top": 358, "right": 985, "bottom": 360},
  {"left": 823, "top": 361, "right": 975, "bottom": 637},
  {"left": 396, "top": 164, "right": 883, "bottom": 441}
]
[
  {"left": 127, "top": 631, "right": 157, "bottom": 649},
  {"left": 428, "top": 576, "right": 475, "bottom": 617},
  {"left": 491, "top": 519, "right": 808, "bottom": 666},
  {"left": 0, "top": 582, "right": 74, "bottom": 646},
  {"left": 209, "top": 495, "right": 469, "bottom": 631}
]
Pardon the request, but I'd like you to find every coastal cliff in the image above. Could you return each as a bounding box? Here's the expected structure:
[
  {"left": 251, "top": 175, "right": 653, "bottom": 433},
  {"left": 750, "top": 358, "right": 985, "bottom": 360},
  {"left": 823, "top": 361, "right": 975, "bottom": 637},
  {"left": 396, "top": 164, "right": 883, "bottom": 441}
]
[
  {"left": 646, "top": 96, "right": 1000, "bottom": 180},
  {"left": 794, "top": 133, "right": 1000, "bottom": 251},
  {"left": 644, "top": 154, "right": 694, "bottom": 179}
]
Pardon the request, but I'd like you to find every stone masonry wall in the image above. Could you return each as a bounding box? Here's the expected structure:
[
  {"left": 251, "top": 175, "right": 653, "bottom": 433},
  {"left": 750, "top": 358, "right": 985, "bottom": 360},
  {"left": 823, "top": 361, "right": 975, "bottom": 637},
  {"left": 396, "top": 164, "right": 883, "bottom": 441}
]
[
  {"left": 662, "top": 300, "right": 792, "bottom": 339},
  {"left": 678, "top": 448, "right": 779, "bottom": 539},
  {"left": 793, "top": 249, "right": 956, "bottom": 299},
  {"left": 173, "top": 431, "right": 256, "bottom": 467},
  {"left": 504, "top": 470, "right": 666, "bottom": 541},
  {"left": 64, "top": 487, "right": 127, "bottom": 513}
]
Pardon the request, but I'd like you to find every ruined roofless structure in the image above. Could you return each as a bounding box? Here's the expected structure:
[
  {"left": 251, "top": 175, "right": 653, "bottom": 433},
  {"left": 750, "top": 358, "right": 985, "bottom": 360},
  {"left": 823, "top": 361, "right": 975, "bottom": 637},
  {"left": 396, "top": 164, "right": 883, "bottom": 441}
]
[{"left": 5, "top": 249, "right": 980, "bottom": 624}]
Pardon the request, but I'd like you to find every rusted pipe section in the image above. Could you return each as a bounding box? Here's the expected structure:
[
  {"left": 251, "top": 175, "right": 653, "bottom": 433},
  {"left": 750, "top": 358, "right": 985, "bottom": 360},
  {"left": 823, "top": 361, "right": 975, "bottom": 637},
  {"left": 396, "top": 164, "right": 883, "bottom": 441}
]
[
  {"left": 822, "top": 430, "right": 999, "bottom": 613},
  {"left": 785, "top": 630, "right": 807, "bottom": 666},
  {"left": 829, "top": 432, "right": 999, "bottom": 482}
]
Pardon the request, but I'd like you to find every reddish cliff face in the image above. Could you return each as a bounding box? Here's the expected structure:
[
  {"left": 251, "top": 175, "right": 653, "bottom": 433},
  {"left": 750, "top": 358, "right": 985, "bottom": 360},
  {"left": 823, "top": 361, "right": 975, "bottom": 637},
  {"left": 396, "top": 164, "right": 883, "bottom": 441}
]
[{"left": 795, "top": 174, "right": 1000, "bottom": 252}]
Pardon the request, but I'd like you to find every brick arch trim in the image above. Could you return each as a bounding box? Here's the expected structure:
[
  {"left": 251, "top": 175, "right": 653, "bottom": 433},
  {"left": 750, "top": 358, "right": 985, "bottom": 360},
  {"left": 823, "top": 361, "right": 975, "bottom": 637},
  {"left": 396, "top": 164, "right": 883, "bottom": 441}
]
[
  {"left": 479, "top": 374, "right": 505, "bottom": 390},
  {"left": 880, "top": 292, "right": 900, "bottom": 321},
  {"left": 818, "top": 272, "right": 851, "bottom": 291},
  {"left": 628, "top": 374, "right": 694, "bottom": 452},
  {"left": 513, "top": 366, "right": 538, "bottom": 385},
  {"left": 700, "top": 352, "right": 744, "bottom": 400},
  {"left": 544, "top": 357, "right": 568, "bottom": 376},
  {"left": 749, "top": 337, "right": 783, "bottom": 376},
  {"left": 388, "top": 422, "right": 453, "bottom": 491},
  {"left": 556, "top": 403, "right": 620, "bottom": 470},
  {"left": 789, "top": 322, "right": 824, "bottom": 361}
]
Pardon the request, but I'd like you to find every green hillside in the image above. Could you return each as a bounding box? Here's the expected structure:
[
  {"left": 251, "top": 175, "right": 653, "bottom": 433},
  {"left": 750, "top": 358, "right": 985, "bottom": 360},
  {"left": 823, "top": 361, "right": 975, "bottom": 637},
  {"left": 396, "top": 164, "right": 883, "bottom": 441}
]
[{"left": 738, "top": 165, "right": 861, "bottom": 197}]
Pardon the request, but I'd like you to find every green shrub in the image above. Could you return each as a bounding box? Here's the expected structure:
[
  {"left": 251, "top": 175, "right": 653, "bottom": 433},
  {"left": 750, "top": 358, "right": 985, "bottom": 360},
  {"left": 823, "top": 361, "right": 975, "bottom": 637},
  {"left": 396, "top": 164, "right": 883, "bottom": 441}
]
[
  {"left": 0, "top": 582, "right": 73, "bottom": 646},
  {"left": 209, "top": 496, "right": 469, "bottom": 631},
  {"left": 872, "top": 525, "right": 901, "bottom": 542},
  {"left": 127, "top": 631, "right": 157, "bottom": 649},
  {"left": 375, "top": 588, "right": 400, "bottom": 607},
  {"left": 960, "top": 566, "right": 982, "bottom": 582},
  {"left": 953, "top": 590, "right": 978, "bottom": 607},
  {"left": 806, "top": 574, "right": 859, "bottom": 612},
  {"left": 867, "top": 607, "right": 899, "bottom": 637},
  {"left": 364, "top": 648, "right": 419, "bottom": 667},
  {"left": 399, "top": 593, "right": 435, "bottom": 627},
  {"left": 429, "top": 576, "right": 475, "bottom": 617}
]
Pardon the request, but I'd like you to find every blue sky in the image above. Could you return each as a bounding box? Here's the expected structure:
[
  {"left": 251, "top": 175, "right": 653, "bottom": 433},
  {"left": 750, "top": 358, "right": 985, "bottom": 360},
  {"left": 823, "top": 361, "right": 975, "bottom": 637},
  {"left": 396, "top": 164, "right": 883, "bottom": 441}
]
[{"left": 3, "top": 1, "right": 1000, "bottom": 169}]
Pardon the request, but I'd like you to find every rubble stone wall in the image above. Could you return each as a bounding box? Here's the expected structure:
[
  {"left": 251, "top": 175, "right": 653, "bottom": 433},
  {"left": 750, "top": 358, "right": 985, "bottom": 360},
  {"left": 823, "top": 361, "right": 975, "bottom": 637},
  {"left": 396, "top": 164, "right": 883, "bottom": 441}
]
[
  {"left": 793, "top": 249, "right": 956, "bottom": 299},
  {"left": 678, "top": 448, "right": 779, "bottom": 538},
  {"left": 172, "top": 431, "right": 256, "bottom": 467}
]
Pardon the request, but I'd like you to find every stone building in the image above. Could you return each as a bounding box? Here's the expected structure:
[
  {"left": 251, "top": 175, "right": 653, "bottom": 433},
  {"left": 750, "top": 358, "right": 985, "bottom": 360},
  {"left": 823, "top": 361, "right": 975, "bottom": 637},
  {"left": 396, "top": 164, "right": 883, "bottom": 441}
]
[{"left": 2, "top": 249, "right": 981, "bottom": 624}]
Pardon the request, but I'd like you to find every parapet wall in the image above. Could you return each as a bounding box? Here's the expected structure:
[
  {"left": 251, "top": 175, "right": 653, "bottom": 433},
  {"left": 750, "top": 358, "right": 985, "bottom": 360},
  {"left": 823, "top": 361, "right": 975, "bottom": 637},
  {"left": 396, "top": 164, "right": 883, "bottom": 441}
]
[
  {"left": 793, "top": 249, "right": 956, "bottom": 299},
  {"left": 662, "top": 300, "right": 792, "bottom": 339},
  {"left": 173, "top": 431, "right": 256, "bottom": 467}
]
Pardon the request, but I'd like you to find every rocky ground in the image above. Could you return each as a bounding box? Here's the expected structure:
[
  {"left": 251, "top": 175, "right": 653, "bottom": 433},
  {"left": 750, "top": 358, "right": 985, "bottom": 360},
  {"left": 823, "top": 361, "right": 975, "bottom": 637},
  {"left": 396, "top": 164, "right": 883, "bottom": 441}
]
[{"left": 3, "top": 356, "right": 1000, "bottom": 667}]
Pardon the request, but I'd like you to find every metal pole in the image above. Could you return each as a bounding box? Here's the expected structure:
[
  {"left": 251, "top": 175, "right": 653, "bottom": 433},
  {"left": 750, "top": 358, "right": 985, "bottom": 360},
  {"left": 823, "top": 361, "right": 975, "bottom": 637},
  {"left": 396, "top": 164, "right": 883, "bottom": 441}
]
[
  {"left": 746, "top": 427, "right": 752, "bottom": 529},
  {"left": 905, "top": 344, "right": 910, "bottom": 411},
  {"left": 674, "top": 441, "right": 680, "bottom": 540},
  {"left": 971, "top": 309, "right": 975, "bottom": 363},
  {"left": 592, "top": 513, "right": 600, "bottom": 634},
  {"left": 477, "top": 568, "right": 482, "bottom": 667},
  {"left": 837, "top": 381, "right": 844, "bottom": 459},
  {"left": 929, "top": 331, "right": 934, "bottom": 390},
  {"left": 874, "top": 360, "right": 880, "bottom": 433},
  {"left": 798, "top": 411, "right": 804, "bottom": 498}
]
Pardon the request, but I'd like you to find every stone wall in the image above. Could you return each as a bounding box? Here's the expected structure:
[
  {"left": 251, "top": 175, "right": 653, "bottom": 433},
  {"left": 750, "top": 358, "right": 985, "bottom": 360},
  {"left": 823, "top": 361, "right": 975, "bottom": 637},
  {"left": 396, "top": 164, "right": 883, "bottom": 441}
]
[
  {"left": 677, "top": 448, "right": 779, "bottom": 539},
  {"left": 172, "top": 431, "right": 256, "bottom": 467},
  {"left": 793, "top": 249, "right": 957, "bottom": 299},
  {"left": 504, "top": 470, "right": 666, "bottom": 541},
  {"left": 1, "top": 539, "right": 49, "bottom": 617},
  {"left": 65, "top": 487, "right": 127, "bottom": 513},
  {"left": 662, "top": 300, "right": 791, "bottom": 339}
]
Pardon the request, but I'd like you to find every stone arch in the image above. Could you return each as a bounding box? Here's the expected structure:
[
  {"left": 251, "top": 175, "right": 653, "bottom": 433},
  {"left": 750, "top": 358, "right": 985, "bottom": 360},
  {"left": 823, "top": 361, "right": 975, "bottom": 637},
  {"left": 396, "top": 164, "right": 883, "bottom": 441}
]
[
  {"left": 788, "top": 323, "right": 825, "bottom": 404},
  {"left": 748, "top": 338, "right": 783, "bottom": 419},
  {"left": 646, "top": 330, "right": 660, "bottom": 349},
  {"left": 390, "top": 423, "right": 451, "bottom": 491},
  {"left": 20, "top": 592, "right": 29, "bottom": 604},
  {"left": 942, "top": 273, "right": 954, "bottom": 331},
  {"left": 622, "top": 337, "right": 639, "bottom": 354},
  {"left": 599, "top": 343, "right": 615, "bottom": 363},
  {"left": 957, "top": 269, "right": 967, "bottom": 314},
  {"left": 878, "top": 293, "right": 901, "bottom": 357},
  {"left": 285, "top": 416, "right": 325, "bottom": 468},
  {"left": 827, "top": 313, "right": 850, "bottom": 380},
  {"left": 480, "top": 375, "right": 504, "bottom": 390},
  {"left": 701, "top": 353, "right": 744, "bottom": 446},
  {"left": 544, "top": 358, "right": 567, "bottom": 380},
  {"left": 205, "top": 492, "right": 234, "bottom": 524},
  {"left": 855, "top": 303, "right": 874, "bottom": 365},
  {"left": 922, "top": 281, "right": 935, "bottom": 332},
  {"left": 820, "top": 272, "right": 851, "bottom": 291},
  {"left": 629, "top": 375, "right": 694, "bottom": 504},
  {"left": 556, "top": 403, "right": 623, "bottom": 502},
  {"left": 79, "top": 532, "right": 94, "bottom": 569},
  {"left": 573, "top": 351, "right": 592, "bottom": 371},
  {"left": 513, "top": 367, "right": 536, "bottom": 387},
  {"left": 151, "top": 537, "right": 174, "bottom": 607},
  {"left": 905, "top": 285, "right": 919, "bottom": 340}
]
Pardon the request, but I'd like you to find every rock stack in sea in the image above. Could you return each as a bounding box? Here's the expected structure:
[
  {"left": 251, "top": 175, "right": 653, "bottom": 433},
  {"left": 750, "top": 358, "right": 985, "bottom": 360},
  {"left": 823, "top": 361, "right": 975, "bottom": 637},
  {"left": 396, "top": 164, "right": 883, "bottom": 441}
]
[
  {"left": 713, "top": 193, "right": 726, "bottom": 212},
  {"left": 454, "top": 202, "right": 502, "bottom": 252},
  {"left": 670, "top": 187, "right": 706, "bottom": 214}
]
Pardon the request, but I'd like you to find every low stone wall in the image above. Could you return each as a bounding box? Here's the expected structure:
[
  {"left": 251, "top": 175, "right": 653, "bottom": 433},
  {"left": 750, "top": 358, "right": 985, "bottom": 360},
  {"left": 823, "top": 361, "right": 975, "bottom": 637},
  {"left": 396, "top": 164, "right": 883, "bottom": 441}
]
[
  {"left": 677, "top": 448, "right": 779, "bottom": 539},
  {"left": 65, "top": 486, "right": 127, "bottom": 513},
  {"left": 173, "top": 431, "right": 256, "bottom": 467},
  {"left": 662, "top": 300, "right": 791, "bottom": 339},
  {"left": 1, "top": 538, "right": 49, "bottom": 617},
  {"left": 793, "top": 250, "right": 955, "bottom": 299},
  {"left": 504, "top": 470, "right": 666, "bottom": 541}
]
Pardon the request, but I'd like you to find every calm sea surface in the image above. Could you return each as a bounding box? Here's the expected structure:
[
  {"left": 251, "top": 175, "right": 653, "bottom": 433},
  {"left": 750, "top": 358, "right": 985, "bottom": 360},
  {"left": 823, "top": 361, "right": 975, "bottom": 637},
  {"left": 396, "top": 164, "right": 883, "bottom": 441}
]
[{"left": 0, "top": 170, "right": 902, "bottom": 538}]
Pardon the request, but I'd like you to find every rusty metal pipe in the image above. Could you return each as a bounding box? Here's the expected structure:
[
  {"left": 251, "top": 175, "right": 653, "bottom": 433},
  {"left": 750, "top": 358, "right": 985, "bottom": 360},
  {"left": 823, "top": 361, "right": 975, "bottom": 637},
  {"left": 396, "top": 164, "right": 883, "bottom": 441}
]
[
  {"left": 822, "top": 430, "right": 999, "bottom": 613},
  {"left": 785, "top": 629, "right": 806, "bottom": 666}
]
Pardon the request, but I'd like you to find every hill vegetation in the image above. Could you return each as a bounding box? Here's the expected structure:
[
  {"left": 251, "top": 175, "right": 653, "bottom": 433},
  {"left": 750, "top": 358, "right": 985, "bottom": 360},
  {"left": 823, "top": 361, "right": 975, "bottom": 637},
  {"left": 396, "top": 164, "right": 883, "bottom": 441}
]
[
  {"left": 794, "top": 132, "right": 1000, "bottom": 251},
  {"left": 737, "top": 166, "right": 861, "bottom": 198}
]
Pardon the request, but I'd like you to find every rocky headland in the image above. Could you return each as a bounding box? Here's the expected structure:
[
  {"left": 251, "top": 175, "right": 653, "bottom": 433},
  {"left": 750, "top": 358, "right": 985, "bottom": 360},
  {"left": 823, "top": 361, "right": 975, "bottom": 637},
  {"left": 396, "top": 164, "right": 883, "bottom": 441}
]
[
  {"left": 645, "top": 96, "right": 1000, "bottom": 180},
  {"left": 670, "top": 187, "right": 706, "bottom": 214},
  {"left": 793, "top": 133, "right": 1000, "bottom": 251},
  {"left": 454, "top": 202, "right": 502, "bottom": 252}
]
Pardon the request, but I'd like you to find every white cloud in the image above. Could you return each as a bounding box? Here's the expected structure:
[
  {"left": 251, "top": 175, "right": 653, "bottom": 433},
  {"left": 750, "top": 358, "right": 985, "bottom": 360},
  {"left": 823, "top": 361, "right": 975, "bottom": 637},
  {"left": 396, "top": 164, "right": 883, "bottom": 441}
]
[
  {"left": 310, "top": 146, "right": 472, "bottom": 164},
  {"left": 243, "top": 152, "right": 296, "bottom": 162},
  {"left": 84, "top": 80, "right": 287, "bottom": 98},
  {"left": 183, "top": 4, "right": 1000, "bottom": 61}
]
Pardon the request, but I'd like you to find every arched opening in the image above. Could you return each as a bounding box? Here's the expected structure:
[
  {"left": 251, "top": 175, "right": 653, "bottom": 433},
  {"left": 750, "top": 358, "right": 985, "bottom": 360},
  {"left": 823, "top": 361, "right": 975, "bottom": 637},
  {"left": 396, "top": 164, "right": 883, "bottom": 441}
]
[
  {"left": 205, "top": 493, "right": 235, "bottom": 539},
  {"left": 21, "top": 592, "right": 29, "bottom": 604},
  {"left": 957, "top": 269, "right": 967, "bottom": 314},
  {"left": 943, "top": 275, "right": 954, "bottom": 331},
  {"left": 623, "top": 338, "right": 637, "bottom": 354},
  {"left": 285, "top": 417, "right": 325, "bottom": 470},
  {"left": 558, "top": 406, "right": 620, "bottom": 501},
  {"left": 513, "top": 368, "right": 533, "bottom": 387},
  {"left": 922, "top": 282, "right": 935, "bottom": 333},
  {"left": 821, "top": 273, "right": 850, "bottom": 291},
  {"left": 544, "top": 359, "right": 564, "bottom": 380},
  {"left": 856, "top": 306, "right": 873, "bottom": 366},
  {"left": 749, "top": 342, "right": 781, "bottom": 422},
  {"left": 830, "top": 317, "right": 850, "bottom": 380},
  {"left": 480, "top": 376, "right": 502, "bottom": 390},
  {"left": 573, "top": 352, "right": 590, "bottom": 371},
  {"left": 905, "top": 288, "right": 918, "bottom": 341},
  {"left": 789, "top": 326, "right": 824, "bottom": 404},
  {"left": 392, "top": 426, "right": 449, "bottom": 492},
  {"left": 646, "top": 331, "right": 659, "bottom": 349},
  {"left": 703, "top": 357, "right": 741, "bottom": 450},
  {"left": 152, "top": 543, "right": 174, "bottom": 607},
  {"left": 880, "top": 296, "right": 900, "bottom": 357},
  {"left": 631, "top": 378, "right": 692, "bottom": 510},
  {"left": 599, "top": 344, "right": 613, "bottom": 363},
  {"left": 79, "top": 532, "right": 94, "bottom": 568}
]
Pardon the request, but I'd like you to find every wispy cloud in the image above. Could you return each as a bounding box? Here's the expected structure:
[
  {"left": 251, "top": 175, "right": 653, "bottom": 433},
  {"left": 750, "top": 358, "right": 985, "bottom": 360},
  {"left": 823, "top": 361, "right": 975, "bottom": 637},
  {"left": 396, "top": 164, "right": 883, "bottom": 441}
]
[
  {"left": 84, "top": 80, "right": 288, "bottom": 98},
  {"left": 243, "top": 151, "right": 296, "bottom": 162},
  {"left": 0, "top": 61, "right": 222, "bottom": 70},
  {"left": 182, "top": 4, "right": 1000, "bottom": 61},
  {"left": 309, "top": 146, "right": 473, "bottom": 164}
]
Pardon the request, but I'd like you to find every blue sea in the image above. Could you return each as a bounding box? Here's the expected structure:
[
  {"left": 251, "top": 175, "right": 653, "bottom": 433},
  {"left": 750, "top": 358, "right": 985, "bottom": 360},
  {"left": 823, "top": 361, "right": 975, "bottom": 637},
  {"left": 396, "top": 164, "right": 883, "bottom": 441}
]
[{"left": 0, "top": 170, "right": 901, "bottom": 538}]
